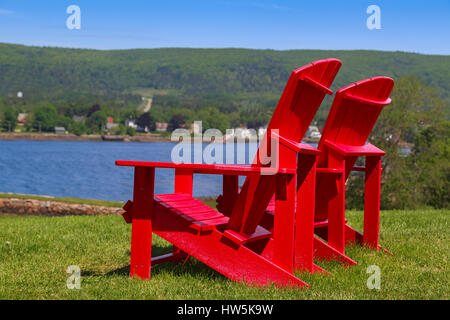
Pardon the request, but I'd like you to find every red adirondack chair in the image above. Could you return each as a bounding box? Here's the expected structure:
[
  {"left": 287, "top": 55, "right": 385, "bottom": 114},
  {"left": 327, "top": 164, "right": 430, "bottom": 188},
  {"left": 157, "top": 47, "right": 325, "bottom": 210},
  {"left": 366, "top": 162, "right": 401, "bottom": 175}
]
[
  {"left": 116, "top": 59, "right": 341, "bottom": 287},
  {"left": 262, "top": 76, "right": 394, "bottom": 266},
  {"left": 313, "top": 76, "right": 394, "bottom": 262}
]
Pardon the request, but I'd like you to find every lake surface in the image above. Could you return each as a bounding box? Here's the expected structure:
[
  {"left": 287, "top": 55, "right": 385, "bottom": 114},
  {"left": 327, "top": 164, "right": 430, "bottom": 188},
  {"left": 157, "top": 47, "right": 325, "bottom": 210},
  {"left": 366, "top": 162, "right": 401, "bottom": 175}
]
[{"left": 0, "top": 140, "right": 263, "bottom": 201}]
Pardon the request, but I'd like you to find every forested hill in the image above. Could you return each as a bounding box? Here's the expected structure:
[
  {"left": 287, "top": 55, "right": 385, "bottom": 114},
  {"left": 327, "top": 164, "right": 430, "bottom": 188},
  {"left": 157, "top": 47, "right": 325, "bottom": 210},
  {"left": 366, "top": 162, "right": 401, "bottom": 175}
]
[{"left": 0, "top": 43, "right": 449, "bottom": 102}]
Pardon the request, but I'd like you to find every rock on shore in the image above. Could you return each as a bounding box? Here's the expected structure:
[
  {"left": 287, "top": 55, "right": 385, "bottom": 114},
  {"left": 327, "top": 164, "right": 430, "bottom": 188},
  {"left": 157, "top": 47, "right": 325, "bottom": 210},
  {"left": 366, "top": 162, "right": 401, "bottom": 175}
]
[{"left": 0, "top": 198, "right": 124, "bottom": 216}]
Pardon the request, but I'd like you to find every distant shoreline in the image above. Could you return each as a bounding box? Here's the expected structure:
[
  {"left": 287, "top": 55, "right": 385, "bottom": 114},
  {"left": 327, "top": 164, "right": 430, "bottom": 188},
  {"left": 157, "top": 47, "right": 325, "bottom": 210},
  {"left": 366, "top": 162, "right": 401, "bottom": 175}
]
[
  {"left": 0, "top": 133, "right": 321, "bottom": 144},
  {"left": 0, "top": 192, "right": 217, "bottom": 216},
  {"left": 0, "top": 133, "right": 170, "bottom": 142}
]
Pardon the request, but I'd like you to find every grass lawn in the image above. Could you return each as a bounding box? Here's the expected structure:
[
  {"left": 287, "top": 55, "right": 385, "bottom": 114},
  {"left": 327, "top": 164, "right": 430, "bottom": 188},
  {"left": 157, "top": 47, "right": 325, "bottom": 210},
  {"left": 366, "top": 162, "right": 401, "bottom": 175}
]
[{"left": 0, "top": 209, "right": 448, "bottom": 300}]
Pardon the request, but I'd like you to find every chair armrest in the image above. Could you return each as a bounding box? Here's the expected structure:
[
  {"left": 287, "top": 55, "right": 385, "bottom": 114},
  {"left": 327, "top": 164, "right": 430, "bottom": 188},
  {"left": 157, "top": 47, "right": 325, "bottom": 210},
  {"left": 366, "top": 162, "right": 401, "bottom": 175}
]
[
  {"left": 323, "top": 140, "right": 385, "bottom": 157},
  {"left": 316, "top": 168, "right": 344, "bottom": 175},
  {"left": 271, "top": 132, "right": 320, "bottom": 155},
  {"left": 115, "top": 160, "right": 297, "bottom": 175}
]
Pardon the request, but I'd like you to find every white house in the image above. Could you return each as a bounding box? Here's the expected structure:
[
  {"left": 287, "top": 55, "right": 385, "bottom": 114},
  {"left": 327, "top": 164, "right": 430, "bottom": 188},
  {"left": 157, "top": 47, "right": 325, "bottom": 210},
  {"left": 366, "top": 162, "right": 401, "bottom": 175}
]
[
  {"left": 125, "top": 119, "right": 138, "bottom": 129},
  {"left": 54, "top": 127, "right": 67, "bottom": 134},
  {"left": 258, "top": 127, "right": 267, "bottom": 138},
  {"left": 106, "top": 123, "right": 119, "bottom": 131},
  {"left": 155, "top": 122, "right": 168, "bottom": 132},
  {"left": 307, "top": 126, "right": 321, "bottom": 139}
]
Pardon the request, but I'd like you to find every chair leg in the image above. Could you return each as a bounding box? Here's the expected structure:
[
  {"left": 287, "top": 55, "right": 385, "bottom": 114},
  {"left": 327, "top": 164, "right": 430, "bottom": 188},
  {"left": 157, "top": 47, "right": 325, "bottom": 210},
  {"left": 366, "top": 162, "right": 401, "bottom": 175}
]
[
  {"left": 130, "top": 218, "right": 153, "bottom": 279},
  {"left": 363, "top": 156, "right": 382, "bottom": 249},
  {"left": 129, "top": 167, "right": 155, "bottom": 279},
  {"left": 273, "top": 173, "right": 296, "bottom": 274},
  {"left": 327, "top": 150, "right": 346, "bottom": 253},
  {"left": 295, "top": 154, "right": 316, "bottom": 272}
]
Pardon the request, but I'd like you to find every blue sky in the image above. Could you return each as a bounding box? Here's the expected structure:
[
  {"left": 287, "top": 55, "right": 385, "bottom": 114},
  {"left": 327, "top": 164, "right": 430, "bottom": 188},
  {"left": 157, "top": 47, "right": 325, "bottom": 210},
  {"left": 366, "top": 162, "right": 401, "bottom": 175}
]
[{"left": 0, "top": 0, "right": 449, "bottom": 54}]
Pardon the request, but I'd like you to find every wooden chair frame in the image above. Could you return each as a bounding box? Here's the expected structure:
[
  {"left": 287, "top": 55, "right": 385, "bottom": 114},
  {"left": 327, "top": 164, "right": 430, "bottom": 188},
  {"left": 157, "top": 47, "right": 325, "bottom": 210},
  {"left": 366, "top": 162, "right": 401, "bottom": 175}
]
[{"left": 116, "top": 59, "right": 342, "bottom": 287}]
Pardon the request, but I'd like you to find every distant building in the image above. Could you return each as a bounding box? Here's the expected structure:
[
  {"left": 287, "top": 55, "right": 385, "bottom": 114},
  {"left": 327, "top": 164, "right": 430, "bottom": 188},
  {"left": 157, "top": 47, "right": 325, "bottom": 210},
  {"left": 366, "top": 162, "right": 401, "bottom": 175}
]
[
  {"left": 155, "top": 122, "right": 168, "bottom": 132},
  {"left": 125, "top": 119, "right": 138, "bottom": 129},
  {"left": 307, "top": 126, "right": 321, "bottom": 139},
  {"left": 258, "top": 127, "right": 267, "bottom": 138},
  {"left": 54, "top": 127, "right": 67, "bottom": 134},
  {"left": 234, "top": 127, "right": 257, "bottom": 141},
  {"left": 125, "top": 118, "right": 151, "bottom": 133},
  {"left": 136, "top": 125, "right": 149, "bottom": 133},
  {"left": 17, "top": 113, "right": 28, "bottom": 126},
  {"left": 224, "top": 128, "right": 259, "bottom": 141},
  {"left": 191, "top": 122, "right": 201, "bottom": 135},
  {"left": 106, "top": 123, "right": 119, "bottom": 131},
  {"left": 224, "top": 128, "right": 235, "bottom": 140},
  {"left": 72, "top": 115, "right": 85, "bottom": 122}
]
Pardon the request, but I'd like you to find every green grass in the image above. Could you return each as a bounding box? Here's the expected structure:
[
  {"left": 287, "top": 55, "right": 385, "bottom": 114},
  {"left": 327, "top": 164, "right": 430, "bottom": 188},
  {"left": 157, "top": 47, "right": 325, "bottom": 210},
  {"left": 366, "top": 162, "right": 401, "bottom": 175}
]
[{"left": 0, "top": 209, "right": 448, "bottom": 300}]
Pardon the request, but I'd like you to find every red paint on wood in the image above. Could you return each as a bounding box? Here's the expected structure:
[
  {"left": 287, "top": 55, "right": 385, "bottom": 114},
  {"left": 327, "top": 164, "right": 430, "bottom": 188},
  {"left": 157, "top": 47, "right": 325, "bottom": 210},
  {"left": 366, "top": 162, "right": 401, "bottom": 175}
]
[
  {"left": 295, "top": 154, "right": 316, "bottom": 272},
  {"left": 363, "top": 156, "right": 382, "bottom": 248},
  {"left": 313, "top": 237, "right": 357, "bottom": 266},
  {"left": 228, "top": 59, "right": 341, "bottom": 236},
  {"left": 222, "top": 175, "right": 239, "bottom": 217},
  {"left": 116, "top": 62, "right": 395, "bottom": 289},
  {"left": 129, "top": 167, "right": 155, "bottom": 280},
  {"left": 174, "top": 169, "right": 193, "bottom": 195},
  {"left": 313, "top": 77, "right": 394, "bottom": 256}
]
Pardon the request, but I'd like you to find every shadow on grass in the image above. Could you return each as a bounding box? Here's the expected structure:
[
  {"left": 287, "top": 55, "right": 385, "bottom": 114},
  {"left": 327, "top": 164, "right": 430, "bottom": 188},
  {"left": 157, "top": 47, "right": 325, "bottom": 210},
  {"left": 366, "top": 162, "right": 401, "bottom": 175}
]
[{"left": 83, "top": 244, "right": 226, "bottom": 281}]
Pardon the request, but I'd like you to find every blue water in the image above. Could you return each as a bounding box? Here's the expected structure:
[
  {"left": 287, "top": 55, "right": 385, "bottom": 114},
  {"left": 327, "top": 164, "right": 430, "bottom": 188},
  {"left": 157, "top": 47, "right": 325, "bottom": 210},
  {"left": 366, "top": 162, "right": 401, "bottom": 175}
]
[{"left": 0, "top": 140, "right": 260, "bottom": 201}]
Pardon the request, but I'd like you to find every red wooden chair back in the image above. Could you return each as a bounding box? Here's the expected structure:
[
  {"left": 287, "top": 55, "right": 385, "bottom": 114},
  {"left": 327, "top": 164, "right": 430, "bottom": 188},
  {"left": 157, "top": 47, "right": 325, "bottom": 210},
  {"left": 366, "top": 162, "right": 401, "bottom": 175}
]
[
  {"left": 315, "top": 76, "right": 394, "bottom": 221},
  {"left": 227, "top": 59, "right": 342, "bottom": 235}
]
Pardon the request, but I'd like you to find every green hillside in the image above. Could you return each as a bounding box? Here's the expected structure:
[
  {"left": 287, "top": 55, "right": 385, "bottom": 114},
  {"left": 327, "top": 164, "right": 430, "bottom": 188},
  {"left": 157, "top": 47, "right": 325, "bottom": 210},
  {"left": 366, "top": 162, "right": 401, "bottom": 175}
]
[{"left": 1, "top": 43, "right": 449, "bottom": 101}]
